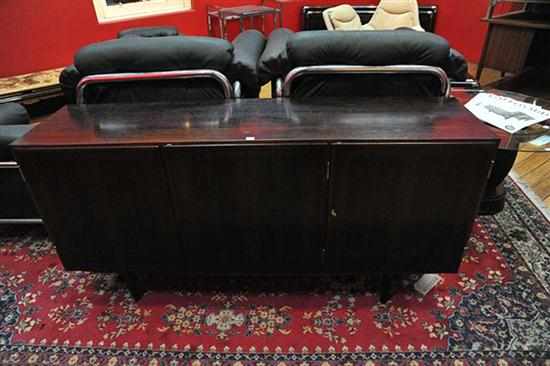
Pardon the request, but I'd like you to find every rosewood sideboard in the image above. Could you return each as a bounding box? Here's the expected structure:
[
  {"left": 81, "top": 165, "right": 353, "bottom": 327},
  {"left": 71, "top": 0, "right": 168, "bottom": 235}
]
[{"left": 13, "top": 97, "right": 498, "bottom": 300}]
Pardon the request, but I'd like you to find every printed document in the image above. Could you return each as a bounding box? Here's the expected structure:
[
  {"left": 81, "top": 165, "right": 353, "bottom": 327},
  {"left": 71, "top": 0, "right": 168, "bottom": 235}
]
[{"left": 465, "top": 93, "right": 550, "bottom": 133}]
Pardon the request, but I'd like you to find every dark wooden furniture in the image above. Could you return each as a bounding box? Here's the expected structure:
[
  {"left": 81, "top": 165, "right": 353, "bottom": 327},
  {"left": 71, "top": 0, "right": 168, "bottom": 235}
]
[
  {"left": 301, "top": 5, "right": 438, "bottom": 31},
  {"left": 13, "top": 98, "right": 497, "bottom": 300},
  {"left": 476, "top": 1, "right": 550, "bottom": 81}
]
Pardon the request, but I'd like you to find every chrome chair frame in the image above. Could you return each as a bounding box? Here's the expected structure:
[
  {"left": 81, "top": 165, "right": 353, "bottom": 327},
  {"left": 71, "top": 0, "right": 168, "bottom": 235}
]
[
  {"left": 449, "top": 79, "right": 482, "bottom": 93},
  {"left": 279, "top": 65, "right": 451, "bottom": 98},
  {"left": 76, "top": 70, "right": 237, "bottom": 105}
]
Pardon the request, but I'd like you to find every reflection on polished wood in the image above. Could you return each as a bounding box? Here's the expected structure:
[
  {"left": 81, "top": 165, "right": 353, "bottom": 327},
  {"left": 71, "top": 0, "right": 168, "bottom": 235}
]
[{"left": 16, "top": 97, "right": 497, "bottom": 147}]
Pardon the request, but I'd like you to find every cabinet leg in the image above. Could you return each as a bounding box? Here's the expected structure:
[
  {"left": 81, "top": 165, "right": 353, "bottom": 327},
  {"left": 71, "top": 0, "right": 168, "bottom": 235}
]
[
  {"left": 125, "top": 272, "right": 146, "bottom": 301},
  {"left": 379, "top": 274, "right": 392, "bottom": 303}
]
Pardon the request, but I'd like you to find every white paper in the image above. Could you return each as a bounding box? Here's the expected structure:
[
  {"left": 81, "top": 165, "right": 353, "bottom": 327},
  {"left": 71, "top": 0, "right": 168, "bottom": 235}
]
[
  {"left": 465, "top": 93, "right": 550, "bottom": 134},
  {"left": 414, "top": 274, "right": 442, "bottom": 296}
]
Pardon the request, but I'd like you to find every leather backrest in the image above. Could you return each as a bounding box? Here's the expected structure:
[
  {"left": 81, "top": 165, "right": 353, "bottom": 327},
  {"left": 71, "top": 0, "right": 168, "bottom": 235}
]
[
  {"left": 284, "top": 30, "right": 452, "bottom": 97},
  {"left": 287, "top": 30, "right": 449, "bottom": 68},
  {"left": 75, "top": 36, "right": 234, "bottom": 76},
  {"left": 73, "top": 36, "right": 234, "bottom": 104}
]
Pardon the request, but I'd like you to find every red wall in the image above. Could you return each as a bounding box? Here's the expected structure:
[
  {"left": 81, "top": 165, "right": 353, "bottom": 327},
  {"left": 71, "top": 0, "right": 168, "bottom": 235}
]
[{"left": 0, "top": 0, "right": 491, "bottom": 77}]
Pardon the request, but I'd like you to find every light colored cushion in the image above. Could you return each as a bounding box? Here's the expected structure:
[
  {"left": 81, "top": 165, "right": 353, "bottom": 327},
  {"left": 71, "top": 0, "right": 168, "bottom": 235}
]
[
  {"left": 323, "top": 4, "right": 362, "bottom": 31},
  {"left": 365, "top": 0, "right": 425, "bottom": 31}
]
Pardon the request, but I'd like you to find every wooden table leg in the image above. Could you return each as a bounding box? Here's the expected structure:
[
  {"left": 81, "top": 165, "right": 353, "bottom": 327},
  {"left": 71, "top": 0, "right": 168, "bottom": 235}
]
[{"left": 125, "top": 272, "right": 146, "bottom": 301}]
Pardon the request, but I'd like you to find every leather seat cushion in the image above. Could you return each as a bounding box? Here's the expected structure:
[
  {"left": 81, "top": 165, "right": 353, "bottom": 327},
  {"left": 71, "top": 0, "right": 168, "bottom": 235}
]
[
  {"left": 75, "top": 36, "right": 234, "bottom": 76},
  {"left": 287, "top": 30, "right": 449, "bottom": 68}
]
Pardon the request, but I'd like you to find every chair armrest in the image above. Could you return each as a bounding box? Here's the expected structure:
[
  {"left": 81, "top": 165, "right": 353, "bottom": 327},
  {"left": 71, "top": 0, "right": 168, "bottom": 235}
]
[
  {"left": 0, "top": 102, "right": 32, "bottom": 161},
  {"left": 258, "top": 28, "right": 294, "bottom": 85},
  {"left": 0, "top": 124, "right": 34, "bottom": 161},
  {"left": 230, "top": 30, "right": 266, "bottom": 98},
  {"left": 446, "top": 48, "right": 468, "bottom": 82},
  {"left": 0, "top": 103, "right": 30, "bottom": 126},
  {"left": 59, "top": 65, "right": 82, "bottom": 105}
]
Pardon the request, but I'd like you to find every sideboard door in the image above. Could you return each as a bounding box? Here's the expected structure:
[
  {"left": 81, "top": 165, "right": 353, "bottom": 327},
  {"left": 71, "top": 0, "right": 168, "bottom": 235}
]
[
  {"left": 163, "top": 143, "right": 329, "bottom": 274},
  {"left": 15, "top": 146, "right": 179, "bottom": 274},
  {"left": 327, "top": 142, "right": 495, "bottom": 274}
]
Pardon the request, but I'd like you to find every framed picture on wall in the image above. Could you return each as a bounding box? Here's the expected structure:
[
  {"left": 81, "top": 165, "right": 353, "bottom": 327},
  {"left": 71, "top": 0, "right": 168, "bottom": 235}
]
[{"left": 92, "top": 0, "right": 191, "bottom": 23}]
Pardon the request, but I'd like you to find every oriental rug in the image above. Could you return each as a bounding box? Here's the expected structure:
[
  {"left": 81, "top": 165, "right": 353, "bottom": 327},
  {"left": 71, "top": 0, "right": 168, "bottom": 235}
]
[{"left": 1, "top": 178, "right": 549, "bottom": 365}]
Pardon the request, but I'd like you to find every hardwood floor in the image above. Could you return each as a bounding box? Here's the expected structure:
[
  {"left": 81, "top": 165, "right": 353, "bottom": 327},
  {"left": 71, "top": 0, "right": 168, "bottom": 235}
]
[{"left": 469, "top": 64, "right": 550, "bottom": 208}]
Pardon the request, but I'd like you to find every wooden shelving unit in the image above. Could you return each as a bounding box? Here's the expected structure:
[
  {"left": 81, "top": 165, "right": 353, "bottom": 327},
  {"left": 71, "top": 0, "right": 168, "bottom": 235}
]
[{"left": 476, "top": 0, "right": 550, "bottom": 81}]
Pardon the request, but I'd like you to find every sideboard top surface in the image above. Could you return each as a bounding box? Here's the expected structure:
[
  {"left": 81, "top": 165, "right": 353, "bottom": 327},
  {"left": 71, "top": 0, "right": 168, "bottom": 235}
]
[{"left": 14, "top": 97, "right": 497, "bottom": 148}]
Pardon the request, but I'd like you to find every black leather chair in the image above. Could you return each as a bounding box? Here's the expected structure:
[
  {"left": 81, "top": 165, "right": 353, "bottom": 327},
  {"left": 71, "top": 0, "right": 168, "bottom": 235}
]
[
  {"left": 0, "top": 103, "right": 40, "bottom": 224},
  {"left": 60, "top": 29, "right": 267, "bottom": 104},
  {"left": 258, "top": 29, "right": 463, "bottom": 98}
]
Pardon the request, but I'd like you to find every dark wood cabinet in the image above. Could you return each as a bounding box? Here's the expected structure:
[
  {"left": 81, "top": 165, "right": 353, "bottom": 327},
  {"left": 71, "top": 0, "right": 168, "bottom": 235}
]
[{"left": 13, "top": 98, "right": 498, "bottom": 296}]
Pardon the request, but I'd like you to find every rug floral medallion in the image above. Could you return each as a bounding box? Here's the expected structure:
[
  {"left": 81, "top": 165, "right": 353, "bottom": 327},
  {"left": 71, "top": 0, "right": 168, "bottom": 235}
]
[{"left": 1, "top": 179, "right": 549, "bottom": 365}]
